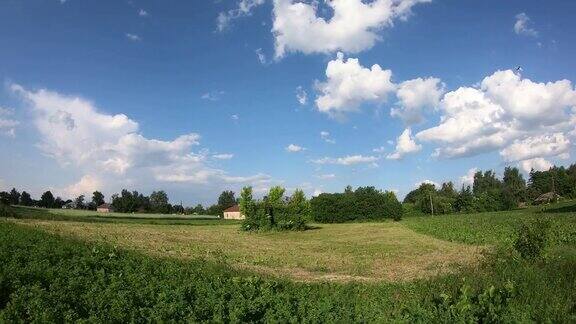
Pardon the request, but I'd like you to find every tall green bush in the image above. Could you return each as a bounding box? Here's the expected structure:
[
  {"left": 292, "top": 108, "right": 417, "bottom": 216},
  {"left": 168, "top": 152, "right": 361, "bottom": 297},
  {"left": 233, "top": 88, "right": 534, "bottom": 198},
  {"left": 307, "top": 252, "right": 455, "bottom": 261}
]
[
  {"left": 311, "top": 186, "right": 402, "bottom": 223},
  {"left": 241, "top": 186, "right": 308, "bottom": 231}
]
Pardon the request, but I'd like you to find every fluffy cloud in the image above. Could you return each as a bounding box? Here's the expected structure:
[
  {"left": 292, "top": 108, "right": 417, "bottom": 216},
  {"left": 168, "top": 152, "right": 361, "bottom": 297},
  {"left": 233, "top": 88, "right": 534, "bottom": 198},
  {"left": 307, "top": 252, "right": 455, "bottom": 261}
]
[
  {"left": 272, "top": 0, "right": 430, "bottom": 58},
  {"left": 62, "top": 174, "right": 102, "bottom": 197},
  {"left": 286, "top": 144, "right": 305, "bottom": 152},
  {"left": 390, "top": 77, "right": 444, "bottom": 125},
  {"left": 12, "top": 84, "right": 270, "bottom": 200},
  {"left": 500, "top": 133, "right": 570, "bottom": 162},
  {"left": 138, "top": 9, "right": 149, "bottom": 17},
  {"left": 312, "top": 155, "right": 378, "bottom": 165},
  {"left": 460, "top": 168, "right": 478, "bottom": 186},
  {"left": 0, "top": 106, "right": 19, "bottom": 137},
  {"left": 514, "top": 13, "right": 538, "bottom": 37},
  {"left": 519, "top": 157, "right": 553, "bottom": 173},
  {"left": 217, "top": 0, "right": 265, "bottom": 32},
  {"left": 315, "top": 52, "right": 395, "bottom": 118},
  {"left": 416, "top": 70, "right": 576, "bottom": 159},
  {"left": 387, "top": 128, "right": 421, "bottom": 160}
]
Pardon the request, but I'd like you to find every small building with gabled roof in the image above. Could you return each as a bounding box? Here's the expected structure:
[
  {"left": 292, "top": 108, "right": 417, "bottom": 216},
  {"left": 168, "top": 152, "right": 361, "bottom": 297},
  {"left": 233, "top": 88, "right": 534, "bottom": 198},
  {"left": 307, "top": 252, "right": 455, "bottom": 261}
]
[
  {"left": 97, "top": 203, "right": 113, "bottom": 213},
  {"left": 223, "top": 205, "right": 244, "bottom": 220}
]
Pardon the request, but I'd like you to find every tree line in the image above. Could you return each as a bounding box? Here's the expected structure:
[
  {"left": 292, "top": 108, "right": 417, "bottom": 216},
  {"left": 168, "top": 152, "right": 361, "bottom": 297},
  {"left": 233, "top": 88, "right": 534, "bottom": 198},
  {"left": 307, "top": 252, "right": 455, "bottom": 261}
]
[
  {"left": 0, "top": 188, "right": 239, "bottom": 216},
  {"left": 404, "top": 163, "right": 576, "bottom": 215},
  {"left": 310, "top": 186, "right": 402, "bottom": 223}
]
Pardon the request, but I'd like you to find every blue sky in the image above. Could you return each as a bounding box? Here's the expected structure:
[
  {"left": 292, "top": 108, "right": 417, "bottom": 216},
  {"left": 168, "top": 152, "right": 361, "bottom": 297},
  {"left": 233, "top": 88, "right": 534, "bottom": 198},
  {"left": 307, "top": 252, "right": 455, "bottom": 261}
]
[{"left": 1, "top": 0, "right": 575, "bottom": 205}]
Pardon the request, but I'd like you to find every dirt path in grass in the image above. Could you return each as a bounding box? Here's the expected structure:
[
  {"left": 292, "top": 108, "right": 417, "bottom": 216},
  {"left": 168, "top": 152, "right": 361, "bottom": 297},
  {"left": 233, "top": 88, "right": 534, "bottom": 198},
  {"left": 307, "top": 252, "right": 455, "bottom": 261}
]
[{"left": 11, "top": 219, "right": 486, "bottom": 283}]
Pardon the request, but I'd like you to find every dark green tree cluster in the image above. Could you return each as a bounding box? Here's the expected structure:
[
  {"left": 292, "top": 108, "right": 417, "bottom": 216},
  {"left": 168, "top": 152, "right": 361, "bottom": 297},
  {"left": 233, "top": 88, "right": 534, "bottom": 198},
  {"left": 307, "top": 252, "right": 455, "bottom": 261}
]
[
  {"left": 527, "top": 164, "right": 576, "bottom": 199},
  {"left": 0, "top": 188, "right": 70, "bottom": 209},
  {"left": 405, "top": 163, "right": 576, "bottom": 215},
  {"left": 310, "top": 186, "right": 402, "bottom": 223},
  {"left": 241, "top": 186, "right": 309, "bottom": 231}
]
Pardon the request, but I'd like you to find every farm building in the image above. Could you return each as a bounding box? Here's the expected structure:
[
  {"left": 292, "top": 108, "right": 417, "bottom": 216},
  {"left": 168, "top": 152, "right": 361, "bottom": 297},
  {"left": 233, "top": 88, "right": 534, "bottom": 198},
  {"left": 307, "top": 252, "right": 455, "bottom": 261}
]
[
  {"left": 534, "top": 192, "right": 561, "bottom": 205},
  {"left": 223, "top": 205, "right": 244, "bottom": 220},
  {"left": 97, "top": 203, "right": 113, "bottom": 213}
]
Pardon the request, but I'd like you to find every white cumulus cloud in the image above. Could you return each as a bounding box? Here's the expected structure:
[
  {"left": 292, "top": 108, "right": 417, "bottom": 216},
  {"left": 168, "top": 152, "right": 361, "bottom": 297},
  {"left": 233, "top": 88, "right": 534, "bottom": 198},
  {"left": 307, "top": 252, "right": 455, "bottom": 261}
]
[
  {"left": 390, "top": 77, "right": 444, "bottom": 125},
  {"left": 272, "top": 0, "right": 430, "bottom": 58},
  {"left": 416, "top": 70, "right": 576, "bottom": 160},
  {"left": 519, "top": 158, "right": 553, "bottom": 173},
  {"left": 315, "top": 52, "right": 395, "bottom": 118},
  {"left": 11, "top": 84, "right": 271, "bottom": 200},
  {"left": 387, "top": 128, "right": 422, "bottom": 160}
]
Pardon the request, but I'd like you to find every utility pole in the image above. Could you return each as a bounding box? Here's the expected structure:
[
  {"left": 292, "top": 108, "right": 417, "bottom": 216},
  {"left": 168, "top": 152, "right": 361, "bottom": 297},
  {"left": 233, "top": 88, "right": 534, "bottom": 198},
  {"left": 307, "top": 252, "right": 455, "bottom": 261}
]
[{"left": 429, "top": 192, "right": 434, "bottom": 216}]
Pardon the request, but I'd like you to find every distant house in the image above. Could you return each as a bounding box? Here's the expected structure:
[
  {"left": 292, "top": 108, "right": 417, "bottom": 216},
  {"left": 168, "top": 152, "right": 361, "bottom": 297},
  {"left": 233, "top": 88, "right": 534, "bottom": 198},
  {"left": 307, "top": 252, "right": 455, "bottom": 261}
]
[
  {"left": 63, "top": 202, "right": 76, "bottom": 209},
  {"left": 534, "top": 192, "right": 561, "bottom": 205},
  {"left": 223, "top": 205, "right": 244, "bottom": 220},
  {"left": 97, "top": 203, "right": 113, "bottom": 213}
]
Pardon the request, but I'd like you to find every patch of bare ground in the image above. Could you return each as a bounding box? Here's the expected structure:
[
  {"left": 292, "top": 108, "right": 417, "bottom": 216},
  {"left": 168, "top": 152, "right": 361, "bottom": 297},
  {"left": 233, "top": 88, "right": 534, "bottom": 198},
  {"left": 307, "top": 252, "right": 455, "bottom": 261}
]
[{"left": 11, "top": 219, "right": 486, "bottom": 283}]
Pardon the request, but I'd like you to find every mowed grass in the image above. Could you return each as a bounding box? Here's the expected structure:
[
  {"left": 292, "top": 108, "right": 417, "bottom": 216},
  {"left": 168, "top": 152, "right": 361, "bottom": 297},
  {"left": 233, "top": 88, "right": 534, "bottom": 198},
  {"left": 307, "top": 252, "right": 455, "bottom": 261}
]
[
  {"left": 12, "top": 206, "right": 232, "bottom": 226},
  {"left": 9, "top": 201, "right": 576, "bottom": 283},
  {"left": 18, "top": 206, "right": 220, "bottom": 219},
  {"left": 13, "top": 219, "right": 483, "bottom": 282}
]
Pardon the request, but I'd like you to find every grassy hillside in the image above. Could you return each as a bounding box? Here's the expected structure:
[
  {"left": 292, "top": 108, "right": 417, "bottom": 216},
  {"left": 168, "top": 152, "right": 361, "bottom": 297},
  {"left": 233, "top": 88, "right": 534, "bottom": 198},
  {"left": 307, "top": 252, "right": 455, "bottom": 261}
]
[{"left": 1, "top": 202, "right": 575, "bottom": 321}]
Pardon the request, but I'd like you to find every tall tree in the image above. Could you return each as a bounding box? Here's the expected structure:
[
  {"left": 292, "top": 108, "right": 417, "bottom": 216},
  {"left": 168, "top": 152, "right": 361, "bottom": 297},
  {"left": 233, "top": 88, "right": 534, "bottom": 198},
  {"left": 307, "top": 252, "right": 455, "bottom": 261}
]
[
  {"left": 150, "top": 190, "right": 170, "bottom": 213},
  {"left": 92, "top": 191, "right": 105, "bottom": 206},
  {"left": 502, "top": 166, "right": 527, "bottom": 209},
  {"left": 40, "top": 191, "right": 55, "bottom": 208},
  {"left": 218, "top": 190, "right": 236, "bottom": 211},
  {"left": 239, "top": 186, "right": 254, "bottom": 217},
  {"left": 74, "top": 195, "right": 86, "bottom": 209},
  {"left": 20, "top": 191, "right": 33, "bottom": 206},
  {"left": 9, "top": 188, "right": 20, "bottom": 205}
]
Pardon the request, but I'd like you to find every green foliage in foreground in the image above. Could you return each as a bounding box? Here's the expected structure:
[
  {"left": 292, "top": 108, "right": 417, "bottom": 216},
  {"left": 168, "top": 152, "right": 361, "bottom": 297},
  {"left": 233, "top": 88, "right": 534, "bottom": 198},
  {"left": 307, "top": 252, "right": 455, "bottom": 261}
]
[{"left": 1, "top": 216, "right": 575, "bottom": 322}]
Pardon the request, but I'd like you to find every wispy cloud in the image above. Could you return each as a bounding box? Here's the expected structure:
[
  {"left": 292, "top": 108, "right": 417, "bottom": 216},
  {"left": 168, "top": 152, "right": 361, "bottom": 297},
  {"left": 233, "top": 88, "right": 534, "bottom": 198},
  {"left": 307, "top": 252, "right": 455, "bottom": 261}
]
[
  {"left": 125, "top": 33, "right": 142, "bottom": 41},
  {"left": 255, "top": 48, "right": 267, "bottom": 65},
  {"left": 201, "top": 90, "right": 225, "bottom": 101},
  {"left": 514, "top": 13, "right": 538, "bottom": 37}
]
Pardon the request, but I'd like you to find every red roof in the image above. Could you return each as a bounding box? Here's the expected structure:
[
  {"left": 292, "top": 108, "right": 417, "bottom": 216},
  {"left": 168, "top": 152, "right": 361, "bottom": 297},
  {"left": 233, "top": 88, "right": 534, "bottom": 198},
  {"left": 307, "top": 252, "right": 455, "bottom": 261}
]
[{"left": 224, "top": 205, "right": 239, "bottom": 212}]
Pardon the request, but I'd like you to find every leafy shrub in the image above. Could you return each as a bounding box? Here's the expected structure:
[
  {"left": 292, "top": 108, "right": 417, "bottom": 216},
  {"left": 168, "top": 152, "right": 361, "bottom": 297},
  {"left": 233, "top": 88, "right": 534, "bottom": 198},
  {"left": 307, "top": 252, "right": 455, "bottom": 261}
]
[
  {"left": 405, "top": 282, "right": 516, "bottom": 322},
  {"left": 240, "top": 186, "right": 308, "bottom": 231},
  {"left": 311, "top": 187, "right": 402, "bottom": 223},
  {"left": 514, "top": 218, "right": 550, "bottom": 260}
]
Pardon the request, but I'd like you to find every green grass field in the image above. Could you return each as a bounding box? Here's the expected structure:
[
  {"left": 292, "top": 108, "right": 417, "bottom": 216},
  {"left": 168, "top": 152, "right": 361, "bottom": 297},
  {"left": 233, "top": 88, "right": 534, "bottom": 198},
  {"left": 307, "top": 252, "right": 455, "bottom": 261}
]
[{"left": 1, "top": 202, "right": 575, "bottom": 321}]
